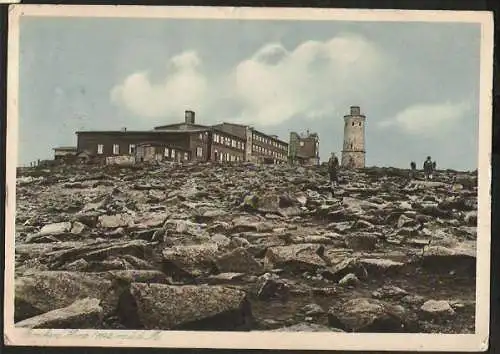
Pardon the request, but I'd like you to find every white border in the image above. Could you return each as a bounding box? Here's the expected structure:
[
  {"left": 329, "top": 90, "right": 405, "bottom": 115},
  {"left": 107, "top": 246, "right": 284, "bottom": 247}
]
[{"left": 4, "top": 5, "right": 494, "bottom": 352}]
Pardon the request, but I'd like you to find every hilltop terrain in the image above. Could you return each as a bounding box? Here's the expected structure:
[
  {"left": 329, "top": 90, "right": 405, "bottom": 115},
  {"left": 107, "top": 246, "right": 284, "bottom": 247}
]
[{"left": 13, "top": 162, "right": 478, "bottom": 333}]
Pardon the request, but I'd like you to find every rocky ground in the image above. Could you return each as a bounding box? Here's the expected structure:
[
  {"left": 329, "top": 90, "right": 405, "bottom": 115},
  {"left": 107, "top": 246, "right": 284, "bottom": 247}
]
[{"left": 13, "top": 162, "right": 478, "bottom": 333}]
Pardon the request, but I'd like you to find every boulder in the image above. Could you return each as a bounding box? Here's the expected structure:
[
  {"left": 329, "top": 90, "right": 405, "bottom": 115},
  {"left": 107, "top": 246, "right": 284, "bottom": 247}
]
[
  {"left": 328, "top": 298, "right": 416, "bottom": 332},
  {"left": 121, "top": 283, "right": 253, "bottom": 330},
  {"left": 15, "top": 271, "right": 122, "bottom": 322},
  {"left": 215, "top": 247, "right": 264, "bottom": 274},
  {"left": 15, "top": 298, "right": 103, "bottom": 329}
]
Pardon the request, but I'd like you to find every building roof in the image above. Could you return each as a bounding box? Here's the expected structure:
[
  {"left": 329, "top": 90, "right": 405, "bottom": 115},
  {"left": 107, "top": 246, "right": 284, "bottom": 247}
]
[
  {"left": 53, "top": 146, "right": 77, "bottom": 151},
  {"left": 215, "top": 122, "right": 288, "bottom": 145},
  {"left": 153, "top": 122, "right": 210, "bottom": 131},
  {"left": 75, "top": 129, "right": 208, "bottom": 134}
]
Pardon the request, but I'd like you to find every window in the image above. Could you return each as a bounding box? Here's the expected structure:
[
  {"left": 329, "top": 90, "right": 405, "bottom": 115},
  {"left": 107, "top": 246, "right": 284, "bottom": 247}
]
[
  {"left": 199, "top": 133, "right": 203, "bottom": 140},
  {"left": 220, "top": 153, "right": 224, "bottom": 162},
  {"left": 129, "top": 144, "right": 136, "bottom": 154},
  {"left": 231, "top": 140, "right": 236, "bottom": 148},
  {"left": 196, "top": 147, "right": 203, "bottom": 157},
  {"left": 299, "top": 141, "right": 305, "bottom": 147},
  {"left": 97, "top": 144, "right": 104, "bottom": 155},
  {"left": 184, "top": 152, "right": 189, "bottom": 160},
  {"left": 164, "top": 148, "right": 170, "bottom": 157},
  {"left": 171, "top": 149, "right": 176, "bottom": 159},
  {"left": 242, "top": 143, "right": 245, "bottom": 150},
  {"left": 352, "top": 122, "right": 355, "bottom": 126},
  {"left": 113, "top": 144, "right": 119, "bottom": 155},
  {"left": 213, "top": 134, "right": 218, "bottom": 143}
]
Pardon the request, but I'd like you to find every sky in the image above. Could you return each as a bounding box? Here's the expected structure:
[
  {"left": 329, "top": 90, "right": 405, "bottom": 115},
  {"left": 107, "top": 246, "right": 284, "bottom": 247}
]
[{"left": 18, "top": 16, "right": 482, "bottom": 170}]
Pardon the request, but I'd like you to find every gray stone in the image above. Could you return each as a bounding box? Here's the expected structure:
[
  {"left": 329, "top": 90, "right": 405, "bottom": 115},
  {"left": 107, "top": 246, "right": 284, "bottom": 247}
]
[{"left": 15, "top": 298, "right": 103, "bottom": 329}]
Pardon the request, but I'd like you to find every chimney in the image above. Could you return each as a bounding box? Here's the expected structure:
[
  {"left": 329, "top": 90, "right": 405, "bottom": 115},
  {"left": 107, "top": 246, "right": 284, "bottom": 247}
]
[
  {"left": 350, "top": 106, "right": 361, "bottom": 116},
  {"left": 185, "top": 110, "right": 195, "bottom": 125}
]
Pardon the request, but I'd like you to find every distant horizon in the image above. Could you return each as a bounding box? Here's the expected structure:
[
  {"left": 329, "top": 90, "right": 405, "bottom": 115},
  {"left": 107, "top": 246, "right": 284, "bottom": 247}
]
[{"left": 17, "top": 17, "right": 481, "bottom": 170}]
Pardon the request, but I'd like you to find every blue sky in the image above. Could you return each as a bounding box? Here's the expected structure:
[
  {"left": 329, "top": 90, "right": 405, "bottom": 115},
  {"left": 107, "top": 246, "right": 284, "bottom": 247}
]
[{"left": 18, "top": 17, "right": 481, "bottom": 170}]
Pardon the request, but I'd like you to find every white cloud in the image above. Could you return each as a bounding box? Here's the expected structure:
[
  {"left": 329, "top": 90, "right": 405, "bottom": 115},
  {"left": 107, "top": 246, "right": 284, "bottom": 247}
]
[
  {"left": 110, "top": 51, "right": 208, "bottom": 119},
  {"left": 111, "top": 33, "right": 391, "bottom": 126},
  {"left": 378, "top": 101, "right": 471, "bottom": 136}
]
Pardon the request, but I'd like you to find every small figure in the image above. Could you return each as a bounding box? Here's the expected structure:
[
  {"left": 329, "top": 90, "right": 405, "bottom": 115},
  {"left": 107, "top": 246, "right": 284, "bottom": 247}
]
[
  {"left": 409, "top": 161, "right": 417, "bottom": 180},
  {"left": 423, "top": 156, "right": 434, "bottom": 180},
  {"left": 327, "top": 152, "right": 340, "bottom": 189}
]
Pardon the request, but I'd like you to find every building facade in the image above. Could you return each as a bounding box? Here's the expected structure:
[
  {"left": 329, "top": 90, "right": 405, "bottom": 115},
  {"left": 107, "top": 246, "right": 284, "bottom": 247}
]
[
  {"left": 212, "top": 122, "right": 288, "bottom": 164},
  {"left": 341, "top": 106, "right": 366, "bottom": 169},
  {"left": 288, "top": 131, "right": 320, "bottom": 166},
  {"left": 76, "top": 110, "right": 247, "bottom": 163}
]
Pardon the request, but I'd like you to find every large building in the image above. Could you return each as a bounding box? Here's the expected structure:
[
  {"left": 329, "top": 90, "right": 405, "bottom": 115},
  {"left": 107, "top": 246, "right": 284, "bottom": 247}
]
[
  {"left": 75, "top": 110, "right": 287, "bottom": 164},
  {"left": 341, "top": 106, "right": 366, "bottom": 169},
  {"left": 288, "top": 130, "right": 320, "bottom": 166},
  {"left": 212, "top": 122, "right": 288, "bottom": 164}
]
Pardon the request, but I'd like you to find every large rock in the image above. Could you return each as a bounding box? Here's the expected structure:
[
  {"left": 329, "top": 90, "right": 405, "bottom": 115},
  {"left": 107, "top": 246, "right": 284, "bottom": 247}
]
[
  {"left": 215, "top": 247, "right": 264, "bottom": 274},
  {"left": 420, "top": 300, "right": 455, "bottom": 320},
  {"left": 264, "top": 244, "right": 328, "bottom": 273},
  {"left": 38, "top": 222, "right": 72, "bottom": 236},
  {"left": 422, "top": 242, "right": 476, "bottom": 275},
  {"left": 15, "top": 298, "right": 103, "bottom": 329},
  {"left": 344, "top": 233, "right": 378, "bottom": 251},
  {"left": 162, "top": 243, "right": 219, "bottom": 279},
  {"left": 328, "top": 298, "right": 416, "bottom": 332},
  {"left": 121, "top": 283, "right": 253, "bottom": 330},
  {"left": 15, "top": 271, "right": 122, "bottom": 322},
  {"left": 98, "top": 214, "right": 134, "bottom": 228},
  {"left": 45, "top": 240, "right": 151, "bottom": 268}
]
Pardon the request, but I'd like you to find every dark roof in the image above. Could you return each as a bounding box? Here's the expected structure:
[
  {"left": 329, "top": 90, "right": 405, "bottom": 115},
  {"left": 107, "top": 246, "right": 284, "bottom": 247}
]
[
  {"left": 53, "top": 146, "right": 77, "bottom": 151},
  {"left": 75, "top": 130, "right": 207, "bottom": 134}
]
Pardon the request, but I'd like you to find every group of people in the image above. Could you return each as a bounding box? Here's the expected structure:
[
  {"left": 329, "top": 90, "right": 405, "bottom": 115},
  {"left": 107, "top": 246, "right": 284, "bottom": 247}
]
[
  {"left": 411, "top": 156, "right": 437, "bottom": 181},
  {"left": 326, "top": 153, "right": 438, "bottom": 190}
]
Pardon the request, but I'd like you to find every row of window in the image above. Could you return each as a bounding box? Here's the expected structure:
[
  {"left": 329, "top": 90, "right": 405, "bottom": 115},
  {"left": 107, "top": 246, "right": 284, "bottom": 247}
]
[
  {"left": 252, "top": 134, "right": 287, "bottom": 151},
  {"left": 96, "top": 143, "right": 285, "bottom": 160},
  {"left": 214, "top": 150, "right": 243, "bottom": 162},
  {"left": 346, "top": 121, "right": 363, "bottom": 127},
  {"left": 213, "top": 133, "right": 246, "bottom": 151},
  {"left": 97, "top": 144, "right": 138, "bottom": 155},
  {"left": 252, "top": 144, "right": 287, "bottom": 159}
]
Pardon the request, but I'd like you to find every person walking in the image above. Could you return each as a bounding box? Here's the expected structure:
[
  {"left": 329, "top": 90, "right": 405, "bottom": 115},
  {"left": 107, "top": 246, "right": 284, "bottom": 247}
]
[
  {"left": 327, "top": 152, "right": 340, "bottom": 189},
  {"left": 423, "top": 156, "right": 434, "bottom": 180}
]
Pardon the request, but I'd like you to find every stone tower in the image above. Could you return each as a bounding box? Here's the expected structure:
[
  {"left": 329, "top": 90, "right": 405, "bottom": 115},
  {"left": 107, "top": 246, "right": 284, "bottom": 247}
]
[{"left": 341, "top": 106, "right": 366, "bottom": 169}]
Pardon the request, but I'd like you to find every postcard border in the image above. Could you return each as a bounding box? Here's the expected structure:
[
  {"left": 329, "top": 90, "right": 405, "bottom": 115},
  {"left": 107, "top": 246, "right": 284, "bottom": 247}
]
[{"left": 4, "top": 4, "right": 494, "bottom": 352}]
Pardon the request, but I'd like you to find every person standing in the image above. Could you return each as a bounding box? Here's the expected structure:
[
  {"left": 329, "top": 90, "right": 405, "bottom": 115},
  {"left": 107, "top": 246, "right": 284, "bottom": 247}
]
[
  {"left": 423, "top": 156, "right": 434, "bottom": 180},
  {"left": 409, "top": 161, "right": 417, "bottom": 180},
  {"left": 328, "top": 152, "right": 340, "bottom": 189}
]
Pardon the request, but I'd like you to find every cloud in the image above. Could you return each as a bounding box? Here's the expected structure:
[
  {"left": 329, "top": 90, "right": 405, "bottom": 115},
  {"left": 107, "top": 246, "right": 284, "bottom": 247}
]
[
  {"left": 378, "top": 100, "right": 471, "bottom": 136},
  {"left": 110, "top": 51, "right": 208, "bottom": 119},
  {"left": 110, "top": 33, "right": 390, "bottom": 126}
]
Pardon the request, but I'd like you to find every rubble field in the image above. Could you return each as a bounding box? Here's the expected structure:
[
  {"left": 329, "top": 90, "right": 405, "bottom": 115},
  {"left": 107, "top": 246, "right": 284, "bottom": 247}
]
[{"left": 13, "top": 162, "right": 478, "bottom": 333}]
